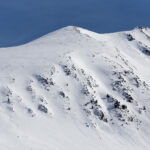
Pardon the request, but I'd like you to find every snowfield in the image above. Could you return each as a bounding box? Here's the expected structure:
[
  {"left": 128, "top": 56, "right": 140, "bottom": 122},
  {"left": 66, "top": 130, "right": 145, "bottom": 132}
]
[{"left": 0, "top": 26, "right": 150, "bottom": 150}]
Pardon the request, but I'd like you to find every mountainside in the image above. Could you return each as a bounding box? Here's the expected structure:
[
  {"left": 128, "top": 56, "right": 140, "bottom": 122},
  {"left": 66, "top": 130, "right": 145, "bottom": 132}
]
[{"left": 0, "top": 26, "right": 150, "bottom": 150}]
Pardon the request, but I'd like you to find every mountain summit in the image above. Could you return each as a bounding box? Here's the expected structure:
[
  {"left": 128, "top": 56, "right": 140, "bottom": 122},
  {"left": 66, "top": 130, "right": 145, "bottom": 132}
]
[{"left": 0, "top": 26, "right": 150, "bottom": 150}]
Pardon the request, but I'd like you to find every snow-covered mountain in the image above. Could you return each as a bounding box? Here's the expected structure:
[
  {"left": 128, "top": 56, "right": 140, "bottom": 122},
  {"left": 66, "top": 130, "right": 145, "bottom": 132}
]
[{"left": 0, "top": 26, "right": 150, "bottom": 150}]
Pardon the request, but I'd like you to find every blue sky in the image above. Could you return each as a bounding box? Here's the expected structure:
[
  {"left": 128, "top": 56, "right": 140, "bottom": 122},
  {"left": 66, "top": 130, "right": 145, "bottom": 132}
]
[{"left": 0, "top": 0, "right": 150, "bottom": 47}]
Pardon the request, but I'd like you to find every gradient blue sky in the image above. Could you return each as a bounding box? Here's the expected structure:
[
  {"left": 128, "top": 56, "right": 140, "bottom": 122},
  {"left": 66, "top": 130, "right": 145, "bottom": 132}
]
[{"left": 0, "top": 0, "right": 150, "bottom": 47}]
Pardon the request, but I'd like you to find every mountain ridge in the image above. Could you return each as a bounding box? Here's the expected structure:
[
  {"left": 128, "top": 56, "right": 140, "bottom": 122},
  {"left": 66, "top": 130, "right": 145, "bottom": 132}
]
[{"left": 0, "top": 26, "right": 150, "bottom": 150}]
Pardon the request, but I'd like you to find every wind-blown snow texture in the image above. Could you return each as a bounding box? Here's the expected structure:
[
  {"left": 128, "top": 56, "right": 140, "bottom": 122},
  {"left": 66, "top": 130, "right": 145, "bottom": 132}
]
[{"left": 0, "top": 26, "right": 150, "bottom": 150}]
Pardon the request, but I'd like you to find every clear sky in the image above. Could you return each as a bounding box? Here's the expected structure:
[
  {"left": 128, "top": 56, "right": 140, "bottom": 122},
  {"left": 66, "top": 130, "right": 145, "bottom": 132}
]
[{"left": 0, "top": 0, "right": 150, "bottom": 47}]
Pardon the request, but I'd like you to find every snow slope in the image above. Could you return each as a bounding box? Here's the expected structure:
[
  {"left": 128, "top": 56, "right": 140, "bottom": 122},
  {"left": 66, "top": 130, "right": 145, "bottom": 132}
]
[{"left": 0, "top": 26, "right": 150, "bottom": 150}]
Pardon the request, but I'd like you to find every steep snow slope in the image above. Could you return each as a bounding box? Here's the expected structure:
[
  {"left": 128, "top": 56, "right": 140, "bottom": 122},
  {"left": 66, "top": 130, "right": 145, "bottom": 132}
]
[{"left": 0, "top": 26, "right": 150, "bottom": 150}]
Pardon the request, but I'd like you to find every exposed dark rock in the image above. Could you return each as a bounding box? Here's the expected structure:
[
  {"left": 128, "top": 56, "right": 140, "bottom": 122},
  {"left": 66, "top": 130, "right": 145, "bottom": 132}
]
[
  {"left": 142, "top": 48, "right": 150, "bottom": 56},
  {"left": 106, "top": 94, "right": 110, "bottom": 98},
  {"left": 114, "top": 101, "right": 120, "bottom": 108},
  {"left": 133, "top": 77, "right": 140, "bottom": 88},
  {"left": 27, "top": 108, "right": 34, "bottom": 117},
  {"left": 59, "top": 91, "right": 65, "bottom": 98},
  {"left": 36, "top": 75, "right": 55, "bottom": 86},
  {"left": 126, "top": 34, "right": 135, "bottom": 41},
  {"left": 87, "top": 76, "right": 99, "bottom": 88},
  {"left": 106, "top": 94, "right": 116, "bottom": 103},
  {"left": 122, "top": 105, "right": 127, "bottom": 110},
  {"left": 38, "top": 104, "right": 48, "bottom": 113},
  {"left": 82, "top": 86, "right": 90, "bottom": 96},
  {"left": 67, "top": 107, "right": 71, "bottom": 110},
  {"left": 93, "top": 108, "right": 104, "bottom": 120},
  {"left": 138, "top": 42, "right": 150, "bottom": 56},
  {"left": 7, "top": 97, "right": 11, "bottom": 104},
  {"left": 63, "top": 65, "right": 71, "bottom": 75},
  {"left": 27, "top": 85, "right": 33, "bottom": 92},
  {"left": 122, "top": 91, "right": 133, "bottom": 103},
  {"left": 128, "top": 116, "right": 134, "bottom": 122},
  {"left": 103, "top": 118, "right": 108, "bottom": 122},
  {"left": 90, "top": 99, "right": 98, "bottom": 105},
  {"left": 137, "top": 26, "right": 144, "bottom": 30},
  {"left": 143, "top": 106, "right": 146, "bottom": 110},
  {"left": 90, "top": 106, "right": 94, "bottom": 109}
]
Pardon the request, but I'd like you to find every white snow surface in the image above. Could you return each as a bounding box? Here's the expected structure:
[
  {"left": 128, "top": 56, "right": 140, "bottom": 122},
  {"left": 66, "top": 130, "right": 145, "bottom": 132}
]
[{"left": 0, "top": 26, "right": 150, "bottom": 150}]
